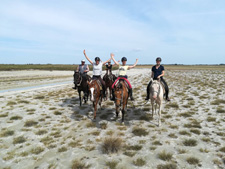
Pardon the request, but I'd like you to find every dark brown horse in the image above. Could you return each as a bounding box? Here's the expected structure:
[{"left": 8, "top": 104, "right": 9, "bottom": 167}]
[
  {"left": 74, "top": 72, "right": 91, "bottom": 106},
  {"left": 103, "top": 72, "right": 116, "bottom": 100},
  {"left": 88, "top": 80, "right": 103, "bottom": 120},
  {"left": 114, "top": 80, "right": 129, "bottom": 123}
]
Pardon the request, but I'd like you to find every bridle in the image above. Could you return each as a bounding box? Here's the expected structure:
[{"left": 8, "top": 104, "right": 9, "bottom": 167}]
[
  {"left": 151, "top": 81, "right": 161, "bottom": 98},
  {"left": 75, "top": 73, "right": 82, "bottom": 86},
  {"left": 90, "top": 81, "right": 98, "bottom": 102}
]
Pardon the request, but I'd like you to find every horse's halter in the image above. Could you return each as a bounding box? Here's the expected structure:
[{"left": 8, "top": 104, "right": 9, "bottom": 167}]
[
  {"left": 75, "top": 73, "right": 82, "bottom": 86},
  {"left": 89, "top": 82, "right": 98, "bottom": 102}
]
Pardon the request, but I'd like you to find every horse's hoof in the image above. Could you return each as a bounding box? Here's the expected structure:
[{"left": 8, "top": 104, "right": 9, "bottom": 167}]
[{"left": 121, "top": 122, "right": 125, "bottom": 125}]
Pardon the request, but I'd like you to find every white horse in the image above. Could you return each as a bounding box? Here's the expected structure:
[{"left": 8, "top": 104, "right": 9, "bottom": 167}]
[{"left": 150, "top": 79, "right": 164, "bottom": 126}]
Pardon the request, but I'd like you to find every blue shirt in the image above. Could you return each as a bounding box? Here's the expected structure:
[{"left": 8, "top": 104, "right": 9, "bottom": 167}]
[{"left": 152, "top": 65, "right": 165, "bottom": 79}]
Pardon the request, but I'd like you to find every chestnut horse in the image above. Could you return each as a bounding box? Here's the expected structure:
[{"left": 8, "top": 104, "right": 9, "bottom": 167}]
[
  {"left": 88, "top": 80, "right": 103, "bottom": 120},
  {"left": 114, "top": 80, "right": 129, "bottom": 123}
]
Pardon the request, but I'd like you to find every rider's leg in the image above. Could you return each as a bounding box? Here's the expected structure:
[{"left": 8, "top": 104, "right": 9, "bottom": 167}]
[
  {"left": 111, "top": 77, "right": 120, "bottom": 101},
  {"left": 123, "top": 78, "right": 134, "bottom": 101},
  {"left": 100, "top": 78, "right": 106, "bottom": 98},
  {"left": 145, "top": 81, "right": 152, "bottom": 100},
  {"left": 161, "top": 78, "right": 170, "bottom": 101}
]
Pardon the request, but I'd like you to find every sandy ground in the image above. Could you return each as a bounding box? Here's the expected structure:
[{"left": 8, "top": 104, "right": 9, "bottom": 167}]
[
  {"left": 0, "top": 69, "right": 225, "bottom": 169},
  {"left": 0, "top": 70, "right": 73, "bottom": 90}
]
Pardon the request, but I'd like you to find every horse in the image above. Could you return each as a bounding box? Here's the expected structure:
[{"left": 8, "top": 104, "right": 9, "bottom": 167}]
[
  {"left": 114, "top": 80, "right": 129, "bottom": 123},
  {"left": 103, "top": 72, "right": 116, "bottom": 100},
  {"left": 73, "top": 72, "right": 91, "bottom": 106},
  {"left": 88, "top": 80, "right": 103, "bottom": 120},
  {"left": 149, "top": 79, "right": 164, "bottom": 126}
]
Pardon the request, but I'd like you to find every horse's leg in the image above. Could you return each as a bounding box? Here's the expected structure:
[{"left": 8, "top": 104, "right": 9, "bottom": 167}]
[
  {"left": 79, "top": 90, "right": 82, "bottom": 106},
  {"left": 155, "top": 103, "right": 157, "bottom": 115},
  {"left": 158, "top": 103, "right": 162, "bottom": 126},
  {"left": 94, "top": 97, "right": 99, "bottom": 120},
  {"left": 151, "top": 99, "right": 154, "bottom": 118}
]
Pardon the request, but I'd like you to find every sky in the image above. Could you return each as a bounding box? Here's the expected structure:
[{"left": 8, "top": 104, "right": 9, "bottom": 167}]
[{"left": 0, "top": 0, "right": 225, "bottom": 64}]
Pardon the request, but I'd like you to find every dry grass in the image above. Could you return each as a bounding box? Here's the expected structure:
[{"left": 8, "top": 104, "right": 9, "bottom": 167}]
[
  {"left": 186, "top": 157, "right": 200, "bottom": 165},
  {"left": 126, "top": 145, "right": 142, "bottom": 151},
  {"left": 219, "top": 146, "right": 225, "bottom": 152},
  {"left": 183, "top": 139, "right": 197, "bottom": 146},
  {"left": 13, "top": 136, "right": 26, "bottom": 144},
  {"left": 132, "top": 127, "right": 148, "bottom": 136},
  {"left": 86, "top": 121, "right": 96, "bottom": 128},
  {"left": 24, "top": 120, "right": 38, "bottom": 127},
  {"left": 101, "top": 137, "right": 122, "bottom": 154},
  {"left": 58, "top": 146, "right": 67, "bottom": 152},
  {"left": 71, "top": 160, "right": 90, "bottom": 169},
  {"left": 10, "top": 115, "right": 22, "bottom": 120},
  {"left": 133, "top": 158, "right": 146, "bottom": 167},
  {"left": 31, "top": 146, "right": 45, "bottom": 154},
  {"left": 158, "top": 150, "right": 173, "bottom": 161},
  {"left": 124, "top": 151, "right": 136, "bottom": 157},
  {"left": 35, "top": 129, "right": 48, "bottom": 135},
  {"left": 0, "top": 112, "right": 8, "bottom": 117},
  {"left": 157, "top": 163, "right": 177, "bottom": 169},
  {"left": 0, "top": 130, "right": 14, "bottom": 137},
  {"left": 105, "top": 161, "right": 118, "bottom": 169},
  {"left": 190, "top": 128, "right": 201, "bottom": 135}
]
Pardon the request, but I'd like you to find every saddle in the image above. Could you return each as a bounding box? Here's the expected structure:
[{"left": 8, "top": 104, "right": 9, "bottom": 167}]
[
  {"left": 96, "top": 80, "right": 103, "bottom": 91},
  {"left": 115, "top": 79, "right": 129, "bottom": 89}
]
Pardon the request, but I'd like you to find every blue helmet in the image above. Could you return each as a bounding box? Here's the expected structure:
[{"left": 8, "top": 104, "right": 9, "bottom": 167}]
[
  {"left": 121, "top": 57, "right": 127, "bottom": 62},
  {"left": 95, "top": 57, "right": 100, "bottom": 61}
]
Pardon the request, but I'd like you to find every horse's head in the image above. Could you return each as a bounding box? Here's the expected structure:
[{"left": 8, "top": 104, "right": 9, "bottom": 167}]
[
  {"left": 88, "top": 80, "right": 98, "bottom": 102},
  {"left": 74, "top": 72, "right": 81, "bottom": 84},
  {"left": 114, "top": 82, "right": 124, "bottom": 111},
  {"left": 151, "top": 80, "right": 160, "bottom": 99}
]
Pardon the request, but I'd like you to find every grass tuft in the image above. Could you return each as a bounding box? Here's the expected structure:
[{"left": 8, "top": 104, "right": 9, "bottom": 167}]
[
  {"left": 132, "top": 127, "right": 148, "bottom": 136},
  {"left": 157, "top": 163, "right": 177, "bottom": 169},
  {"left": 101, "top": 137, "right": 122, "bottom": 154},
  {"left": 1, "top": 130, "right": 14, "bottom": 137},
  {"left": 24, "top": 120, "right": 38, "bottom": 127},
  {"left": 183, "top": 139, "right": 197, "bottom": 146},
  {"left": 72, "top": 160, "right": 90, "bottom": 169},
  {"left": 158, "top": 150, "right": 173, "bottom": 161},
  {"left": 31, "top": 147, "right": 45, "bottom": 154},
  {"left": 133, "top": 158, "right": 146, "bottom": 167},
  {"left": 13, "top": 136, "right": 26, "bottom": 144},
  {"left": 105, "top": 161, "right": 118, "bottom": 169},
  {"left": 186, "top": 157, "right": 200, "bottom": 165},
  {"left": 10, "top": 115, "right": 22, "bottom": 120}
]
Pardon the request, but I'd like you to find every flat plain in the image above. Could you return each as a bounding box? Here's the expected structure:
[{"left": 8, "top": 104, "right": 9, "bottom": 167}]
[{"left": 0, "top": 65, "right": 225, "bottom": 169}]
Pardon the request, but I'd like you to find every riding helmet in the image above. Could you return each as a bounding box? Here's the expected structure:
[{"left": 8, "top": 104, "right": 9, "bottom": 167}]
[
  {"left": 81, "top": 60, "right": 85, "bottom": 62},
  {"left": 156, "top": 57, "right": 162, "bottom": 62},
  {"left": 121, "top": 57, "right": 127, "bottom": 62},
  {"left": 95, "top": 57, "right": 100, "bottom": 61}
]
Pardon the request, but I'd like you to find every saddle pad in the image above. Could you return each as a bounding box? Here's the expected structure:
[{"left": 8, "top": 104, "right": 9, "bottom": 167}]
[
  {"left": 159, "top": 81, "right": 166, "bottom": 94},
  {"left": 97, "top": 80, "right": 103, "bottom": 90}
]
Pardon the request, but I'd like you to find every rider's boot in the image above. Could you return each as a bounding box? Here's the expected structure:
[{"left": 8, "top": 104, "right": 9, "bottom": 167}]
[
  {"left": 72, "top": 84, "right": 77, "bottom": 90},
  {"left": 129, "top": 88, "right": 134, "bottom": 101},
  {"left": 102, "top": 85, "right": 107, "bottom": 98},
  {"left": 145, "top": 83, "right": 150, "bottom": 100},
  {"left": 111, "top": 89, "right": 115, "bottom": 101}
]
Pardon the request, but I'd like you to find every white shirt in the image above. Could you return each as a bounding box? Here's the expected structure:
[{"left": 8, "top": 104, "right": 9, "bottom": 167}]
[{"left": 93, "top": 62, "right": 103, "bottom": 76}]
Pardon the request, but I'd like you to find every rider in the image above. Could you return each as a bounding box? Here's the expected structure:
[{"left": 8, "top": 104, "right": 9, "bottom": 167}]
[
  {"left": 103, "top": 60, "right": 117, "bottom": 81},
  {"left": 73, "top": 60, "right": 89, "bottom": 89},
  {"left": 145, "top": 57, "right": 170, "bottom": 101},
  {"left": 111, "top": 53, "right": 138, "bottom": 101},
  {"left": 83, "top": 49, "right": 111, "bottom": 99}
]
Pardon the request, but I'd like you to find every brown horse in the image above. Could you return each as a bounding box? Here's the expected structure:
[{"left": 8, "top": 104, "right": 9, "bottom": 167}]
[
  {"left": 114, "top": 80, "right": 129, "bottom": 123},
  {"left": 74, "top": 72, "right": 91, "bottom": 106},
  {"left": 88, "top": 80, "right": 103, "bottom": 120},
  {"left": 103, "top": 72, "right": 116, "bottom": 100}
]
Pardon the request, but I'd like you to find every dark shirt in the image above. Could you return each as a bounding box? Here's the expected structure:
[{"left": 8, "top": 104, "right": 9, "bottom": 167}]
[
  {"left": 152, "top": 65, "right": 164, "bottom": 79},
  {"left": 106, "top": 65, "right": 112, "bottom": 70}
]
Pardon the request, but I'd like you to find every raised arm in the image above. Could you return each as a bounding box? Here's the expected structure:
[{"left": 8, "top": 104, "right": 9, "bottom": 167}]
[
  {"left": 128, "top": 59, "right": 138, "bottom": 69},
  {"left": 83, "top": 50, "right": 93, "bottom": 65},
  {"left": 111, "top": 53, "right": 119, "bottom": 66},
  {"left": 102, "top": 58, "right": 112, "bottom": 65},
  {"left": 113, "top": 60, "right": 120, "bottom": 66}
]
